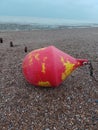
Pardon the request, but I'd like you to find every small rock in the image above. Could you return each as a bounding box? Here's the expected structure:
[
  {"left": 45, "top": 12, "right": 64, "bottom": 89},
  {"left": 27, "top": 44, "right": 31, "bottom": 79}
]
[
  {"left": 95, "top": 100, "right": 98, "bottom": 103},
  {"left": 45, "top": 128, "right": 50, "bottom": 130}
]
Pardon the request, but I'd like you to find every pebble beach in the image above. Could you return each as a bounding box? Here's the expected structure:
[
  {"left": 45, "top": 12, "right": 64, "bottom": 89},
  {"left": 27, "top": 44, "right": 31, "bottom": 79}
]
[{"left": 0, "top": 28, "right": 98, "bottom": 130}]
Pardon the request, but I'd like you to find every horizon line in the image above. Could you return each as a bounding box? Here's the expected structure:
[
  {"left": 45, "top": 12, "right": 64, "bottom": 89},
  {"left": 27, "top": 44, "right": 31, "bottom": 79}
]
[{"left": 0, "top": 16, "right": 98, "bottom": 25}]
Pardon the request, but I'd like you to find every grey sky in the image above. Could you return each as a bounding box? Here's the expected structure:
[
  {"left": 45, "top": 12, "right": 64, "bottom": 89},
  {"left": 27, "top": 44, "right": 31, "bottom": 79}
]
[{"left": 0, "top": 0, "right": 98, "bottom": 22}]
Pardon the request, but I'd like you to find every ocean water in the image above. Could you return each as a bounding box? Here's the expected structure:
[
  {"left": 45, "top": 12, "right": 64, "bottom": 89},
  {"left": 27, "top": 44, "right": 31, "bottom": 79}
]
[{"left": 0, "top": 16, "right": 98, "bottom": 31}]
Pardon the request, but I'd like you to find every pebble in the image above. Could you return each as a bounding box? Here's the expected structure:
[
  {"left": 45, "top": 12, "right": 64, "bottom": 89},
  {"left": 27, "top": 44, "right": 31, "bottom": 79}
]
[
  {"left": 0, "top": 29, "right": 98, "bottom": 130},
  {"left": 95, "top": 100, "right": 98, "bottom": 103},
  {"left": 45, "top": 128, "right": 50, "bottom": 130},
  {"left": 67, "top": 96, "right": 71, "bottom": 100}
]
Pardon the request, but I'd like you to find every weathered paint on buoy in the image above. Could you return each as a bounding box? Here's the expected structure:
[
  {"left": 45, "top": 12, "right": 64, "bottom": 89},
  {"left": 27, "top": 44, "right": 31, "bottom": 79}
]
[{"left": 22, "top": 46, "right": 88, "bottom": 87}]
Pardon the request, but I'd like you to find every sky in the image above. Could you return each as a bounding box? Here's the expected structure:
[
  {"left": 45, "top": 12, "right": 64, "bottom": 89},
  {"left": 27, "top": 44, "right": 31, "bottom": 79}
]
[{"left": 0, "top": 0, "right": 98, "bottom": 23}]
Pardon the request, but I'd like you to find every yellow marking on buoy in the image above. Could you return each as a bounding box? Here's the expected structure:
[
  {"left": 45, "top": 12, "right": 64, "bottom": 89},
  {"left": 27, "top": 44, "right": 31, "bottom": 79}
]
[
  {"left": 28, "top": 53, "right": 33, "bottom": 65},
  {"left": 38, "top": 81, "right": 51, "bottom": 87},
  {"left": 34, "top": 53, "right": 40, "bottom": 60},
  {"left": 41, "top": 63, "right": 46, "bottom": 74},
  {"left": 61, "top": 57, "right": 75, "bottom": 80}
]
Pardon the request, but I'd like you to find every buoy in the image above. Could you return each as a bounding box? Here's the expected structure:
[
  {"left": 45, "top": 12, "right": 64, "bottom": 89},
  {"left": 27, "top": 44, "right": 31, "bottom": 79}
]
[{"left": 22, "top": 46, "right": 88, "bottom": 87}]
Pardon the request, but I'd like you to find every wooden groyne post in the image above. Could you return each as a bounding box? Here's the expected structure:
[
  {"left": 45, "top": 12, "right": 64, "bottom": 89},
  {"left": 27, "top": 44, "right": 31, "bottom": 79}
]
[{"left": 0, "top": 38, "right": 3, "bottom": 43}]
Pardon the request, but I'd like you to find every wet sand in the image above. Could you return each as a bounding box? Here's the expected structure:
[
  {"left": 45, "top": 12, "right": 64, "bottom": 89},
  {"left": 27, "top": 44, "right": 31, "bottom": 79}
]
[{"left": 0, "top": 28, "right": 98, "bottom": 130}]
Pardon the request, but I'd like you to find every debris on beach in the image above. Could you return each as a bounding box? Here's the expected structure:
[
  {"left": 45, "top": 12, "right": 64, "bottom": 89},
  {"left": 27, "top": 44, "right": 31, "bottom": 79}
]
[
  {"left": 22, "top": 45, "right": 88, "bottom": 87},
  {"left": 0, "top": 37, "right": 3, "bottom": 43},
  {"left": 24, "top": 46, "right": 28, "bottom": 52},
  {"left": 10, "top": 41, "right": 14, "bottom": 47}
]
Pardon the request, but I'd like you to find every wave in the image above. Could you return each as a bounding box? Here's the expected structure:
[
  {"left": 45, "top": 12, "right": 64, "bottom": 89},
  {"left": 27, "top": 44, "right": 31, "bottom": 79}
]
[{"left": 0, "top": 23, "right": 98, "bottom": 31}]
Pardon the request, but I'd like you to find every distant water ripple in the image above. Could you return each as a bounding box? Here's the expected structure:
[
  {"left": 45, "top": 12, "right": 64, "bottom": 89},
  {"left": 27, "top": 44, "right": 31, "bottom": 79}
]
[{"left": 0, "top": 23, "right": 98, "bottom": 31}]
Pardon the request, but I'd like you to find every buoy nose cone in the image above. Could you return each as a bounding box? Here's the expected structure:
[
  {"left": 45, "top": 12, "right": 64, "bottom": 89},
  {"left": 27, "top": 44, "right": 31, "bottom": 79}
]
[{"left": 76, "top": 59, "right": 88, "bottom": 67}]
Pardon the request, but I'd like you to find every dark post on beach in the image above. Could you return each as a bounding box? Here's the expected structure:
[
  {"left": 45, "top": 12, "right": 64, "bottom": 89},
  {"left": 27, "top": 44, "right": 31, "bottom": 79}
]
[
  {"left": 10, "top": 41, "right": 14, "bottom": 47},
  {"left": 0, "top": 38, "right": 3, "bottom": 43},
  {"left": 24, "top": 46, "right": 28, "bottom": 52}
]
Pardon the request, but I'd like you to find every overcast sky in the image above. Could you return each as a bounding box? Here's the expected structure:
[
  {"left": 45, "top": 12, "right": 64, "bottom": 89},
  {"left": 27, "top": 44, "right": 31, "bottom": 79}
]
[{"left": 0, "top": 0, "right": 98, "bottom": 22}]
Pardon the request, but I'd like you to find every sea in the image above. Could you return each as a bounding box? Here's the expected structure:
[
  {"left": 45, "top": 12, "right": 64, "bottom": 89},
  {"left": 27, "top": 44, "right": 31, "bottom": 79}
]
[{"left": 0, "top": 16, "right": 98, "bottom": 31}]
